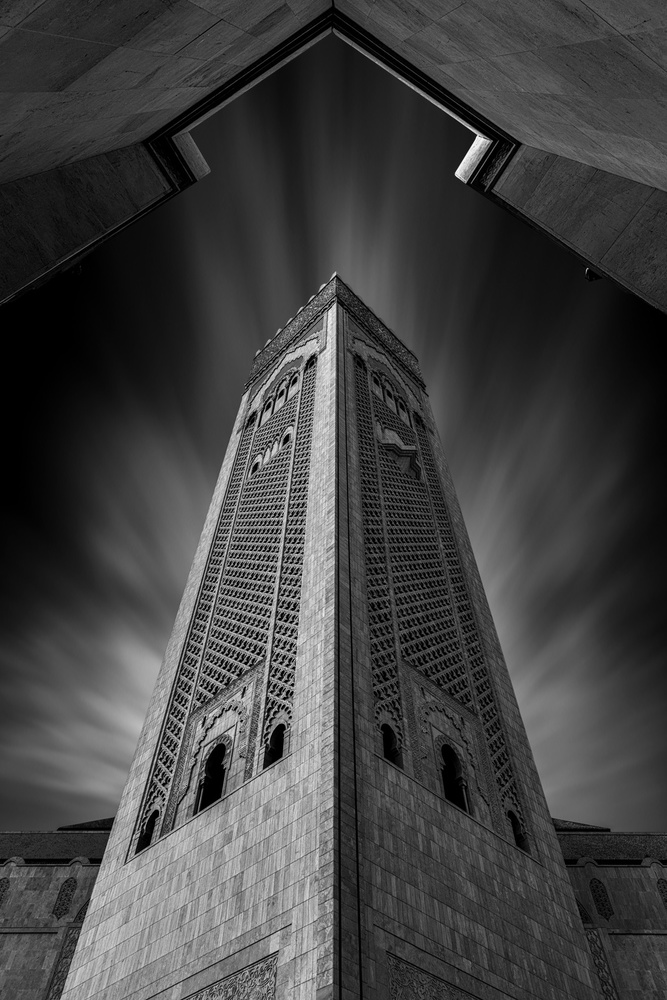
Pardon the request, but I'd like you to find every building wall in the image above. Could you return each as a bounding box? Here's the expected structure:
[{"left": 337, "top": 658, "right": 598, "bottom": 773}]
[
  {"left": 559, "top": 831, "right": 667, "bottom": 1000},
  {"left": 4, "top": 278, "right": 658, "bottom": 1000},
  {"left": 338, "top": 298, "right": 598, "bottom": 1000},
  {"left": 0, "top": 830, "right": 108, "bottom": 1000},
  {"left": 491, "top": 146, "right": 667, "bottom": 313},
  {"left": 60, "top": 296, "right": 339, "bottom": 1000}
]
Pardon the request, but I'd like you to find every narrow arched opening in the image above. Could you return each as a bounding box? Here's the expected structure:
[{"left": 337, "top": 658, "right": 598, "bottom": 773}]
[
  {"left": 195, "top": 743, "right": 227, "bottom": 814},
  {"left": 260, "top": 398, "right": 273, "bottom": 426},
  {"left": 280, "top": 426, "right": 293, "bottom": 450},
  {"left": 441, "top": 745, "right": 469, "bottom": 812},
  {"left": 274, "top": 382, "right": 287, "bottom": 411},
  {"left": 263, "top": 724, "right": 286, "bottom": 768},
  {"left": 507, "top": 810, "right": 530, "bottom": 853},
  {"left": 381, "top": 724, "right": 403, "bottom": 768},
  {"left": 287, "top": 373, "right": 299, "bottom": 398},
  {"left": 136, "top": 809, "right": 159, "bottom": 853}
]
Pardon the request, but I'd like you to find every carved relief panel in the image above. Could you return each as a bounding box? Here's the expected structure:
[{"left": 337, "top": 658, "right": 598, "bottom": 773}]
[
  {"left": 171, "top": 678, "right": 253, "bottom": 829},
  {"left": 412, "top": 676, "right": 496, "bottom": 829}
]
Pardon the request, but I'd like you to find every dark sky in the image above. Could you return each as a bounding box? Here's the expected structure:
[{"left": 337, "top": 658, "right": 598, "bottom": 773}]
[{"left": 1, "top": 37, "right": 666, "bottom": 834}]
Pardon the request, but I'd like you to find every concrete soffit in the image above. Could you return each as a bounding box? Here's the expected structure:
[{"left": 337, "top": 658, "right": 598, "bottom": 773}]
[
  {"left": 2, "top": 6, "right": 665, "bottom": 312},
  {"left": 0, "top": 9, "right": 516, "bottom": 308}
]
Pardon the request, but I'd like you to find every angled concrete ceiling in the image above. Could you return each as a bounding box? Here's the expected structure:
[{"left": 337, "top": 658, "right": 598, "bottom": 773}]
[{"left": 1, "top": 0, "right": 665, "bottom": 310}]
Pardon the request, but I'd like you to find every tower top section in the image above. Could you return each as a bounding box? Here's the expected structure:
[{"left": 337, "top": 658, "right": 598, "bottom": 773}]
[{"left": 246, "top": 274, "right": 424, "bottom": 390}]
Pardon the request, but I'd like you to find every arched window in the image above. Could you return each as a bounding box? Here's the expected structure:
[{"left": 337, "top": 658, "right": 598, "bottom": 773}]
[
  {"left": 274, "top": 382, "right": 287, "bottom": 412},
  {"left": 381, "top": 724, "right": 402, "bottom": 768},
  {"left": 263, "top": 724, "right": 286, "bottom": 768},
  {"left": 260, "top": 398, "right": 273, "bottom": 426},
  {"left": 397, "top": 399, "right": 410, "bottom": 425},
  {"left": 441, "top": 745, "right": 469, "bottom": 812},
  {"left": 195, "top": 743, "right": 227, "bottom": 814},
  {"left": 371, "top": 373, "right": 383, "bottom": 398},
  {"left": 136, "top": 809, "right": 159, "bottom": 853},
  {"left": 249, "top": 455, "right": 262, "bottom": 478},
  {"left": 287, "top": 373, "right": 299, "bottom": 398},
  {"left": 263, "top": 445, "right": 271, "bottom": 464},
  {"left": 507, "top": 810, "right": 530, "bottom": 853},
  {"left": 53, "top": 877, "right": 77, "bottom": 919},
  {"left": 271, "top": 440, "right": 279, "bottom": 458},
  {"left": 590, "top": 878, "right": 613, "bottom": 920},
  {"left": 384, "top": 385, "right": 397, "bottom": 412},
  {"left": 280, "top": 426, "right": 293, "bottom": 450}
]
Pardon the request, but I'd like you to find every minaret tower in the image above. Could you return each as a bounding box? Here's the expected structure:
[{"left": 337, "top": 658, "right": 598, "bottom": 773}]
[{"left": 63, "top": 277, "right": 599, "bottom": 1000}]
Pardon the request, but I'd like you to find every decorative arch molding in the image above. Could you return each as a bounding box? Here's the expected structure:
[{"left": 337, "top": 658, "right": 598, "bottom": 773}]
[
  {"left": 417, "top": 696, "right": 497, "bottom": 827},
  {"left": 249, "top": 353, "right": 305, "bottom": 412},
  {"left": 261, "top": 711, "right": 291, "bottom": 752},
  {"left": 376, "top": 711, "right": 405, "bottom": 753},
  {"left": 52, "top": 877, "right": 77, "bottom": 920},
  {"left": 349, "top": 337, "right": 423, "bottom": 414},
  {"left": 590, "top": 877, "right": 614, "bottom": 921},
  {"left": 196, "top": 731, "right": 234, "bottom": 784}
]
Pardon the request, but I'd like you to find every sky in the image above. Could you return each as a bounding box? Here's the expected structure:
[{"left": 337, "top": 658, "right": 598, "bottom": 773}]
[{"left": 1, "top": 36, "right": 666, "bottom": 834}]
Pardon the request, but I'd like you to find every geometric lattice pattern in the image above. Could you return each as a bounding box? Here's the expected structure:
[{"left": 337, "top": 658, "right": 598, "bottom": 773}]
[
  {"left": 374, "top": 390, "right": 474, "bottom": 711},
  {"left": 0, "top": 878, "right": 8, "bottom": 908},
  {"left": 585, "top": 928, "right": 620, "bottom": 1000},
  {"left": 351, "top": 356, "right": 526, "bottom": 830},
  {"left": 137, "top": 350, "right": 318, "bottom": 845},
  {"left": 139, "top": 411, "right": 258, "bottom": 835},
  {"left": 262, "top": 357, "right": 317, "bottom": 745},
  {"left": 193, "top": 396, "right": 297, "bottom": 710},
  {"left": 414, "top": 412, "right": 525, "bottom": 823},
  {"left": 52, "top": 877, "right": 76, "bottom": 919},
  {"left": 590, "top": 878, "right": 614, "bottom": 920},
  {"left": 354, "top": 358, "right": 404, "bottom": 739}
]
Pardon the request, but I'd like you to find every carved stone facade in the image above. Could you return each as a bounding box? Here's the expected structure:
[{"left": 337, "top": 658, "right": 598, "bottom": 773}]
[
  {"left": 584, "top": 930, "right": 620, "bottom": 1000},
  {"left": 59, "top": 278, "right": 607, "bottom": 1000},
  {"left": 186, "top": 954, "right": 278, "bottom": 1000},
  {"left": 132, "top": 340, "right": 320, "bottom": 852},
  {"left": 387, "top": 954, "right": 479, "bottom": 1000}
]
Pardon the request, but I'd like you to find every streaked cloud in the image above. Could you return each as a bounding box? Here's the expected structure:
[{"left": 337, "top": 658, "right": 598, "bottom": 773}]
[{"left": 1, "top": 37, "right": 665, "bottom": 832}]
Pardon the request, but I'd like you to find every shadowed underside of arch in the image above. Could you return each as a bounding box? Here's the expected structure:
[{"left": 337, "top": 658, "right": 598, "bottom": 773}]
[{"left": 0, "top": 2, "right": 665, "bottom": 311}]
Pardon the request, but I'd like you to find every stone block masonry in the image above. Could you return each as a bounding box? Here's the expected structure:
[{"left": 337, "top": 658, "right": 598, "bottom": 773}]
[{"left": 60, "top": 277, "right": 602, "bottom": 1000}]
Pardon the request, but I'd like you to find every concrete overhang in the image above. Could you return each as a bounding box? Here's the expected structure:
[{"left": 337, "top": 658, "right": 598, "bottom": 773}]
[{"left": 1, "top": 1, "right": 665, "bottom": 310}]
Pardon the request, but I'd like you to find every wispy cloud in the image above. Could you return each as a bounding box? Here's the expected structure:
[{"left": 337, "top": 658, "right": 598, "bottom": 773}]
[{"left": 1, "top": 37, "right": 665, "bottom": 833}]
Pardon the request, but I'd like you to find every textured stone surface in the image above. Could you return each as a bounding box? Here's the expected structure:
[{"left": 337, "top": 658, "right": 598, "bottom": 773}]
[
  {"left": 0, "top": 830, "right": 110, "bottom": 862},
  {"left": 0, "top": 141, "right": 195, "bottom": 306},
  {"left": 1, "top": 2, "right": 666, "bottom": 311},
  {"left": 0, "top": 1, "right": 664, "bottom": 188},
  {"left": 57, "top": 280, "right": 605, "bottom": 1000},
  {"left": 493, "top": 145, "right": 667, "bottom": 312},
  {"left": 0, "top": 857, "right": 99, "bottom": 1000}
]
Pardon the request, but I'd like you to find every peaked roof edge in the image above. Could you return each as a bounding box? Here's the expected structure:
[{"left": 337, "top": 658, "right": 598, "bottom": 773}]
[
  {"left": 245, "top": 274, "right": 425, "bottom": 391},
  {"left": 552, "top": 818, "right": 612, "bottom": 832}
]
